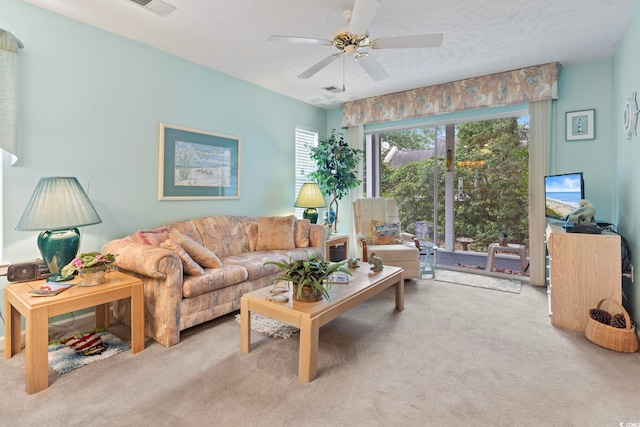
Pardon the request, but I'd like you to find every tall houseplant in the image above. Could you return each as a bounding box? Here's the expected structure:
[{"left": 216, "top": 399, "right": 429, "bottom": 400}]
[{"left": 308, "top": 129, "right": 364, "bottom": 233}]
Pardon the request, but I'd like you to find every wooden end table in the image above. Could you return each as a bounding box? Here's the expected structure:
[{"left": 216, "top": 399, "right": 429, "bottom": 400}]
[
  {"left": 4, "top": 270, "right": 145, "bottom": 394},
  {"left": 240, "top": 265, "right": 403, "bottom": 382},
  {"left": 325, "top": 233, "right": 349, "bottom": 261}
]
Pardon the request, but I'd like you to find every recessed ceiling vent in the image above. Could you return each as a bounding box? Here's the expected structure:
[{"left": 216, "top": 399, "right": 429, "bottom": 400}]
[
  {"left": 127, "top": 0, "right": 176, "bottom": 17},
  {"left": 323, "top": 85, "right": 343, "bottom": 94}
]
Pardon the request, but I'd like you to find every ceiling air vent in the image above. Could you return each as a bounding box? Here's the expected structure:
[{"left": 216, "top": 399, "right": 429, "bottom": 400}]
[
  {"left": 127, "top": 0, "right": 176, "bottom": 17},
  {"left": 323, "top": 85, "right": 343, "bottom": 94}
]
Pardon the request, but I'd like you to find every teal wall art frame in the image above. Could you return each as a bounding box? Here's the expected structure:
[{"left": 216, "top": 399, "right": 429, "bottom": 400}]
[{"left": 158, "top": 123, "right": 241, "bottom": 200}]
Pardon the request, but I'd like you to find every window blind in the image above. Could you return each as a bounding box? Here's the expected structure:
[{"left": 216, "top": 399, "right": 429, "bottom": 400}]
[{"left": 294, "top": 127, "right": 318, "bottom": 218}]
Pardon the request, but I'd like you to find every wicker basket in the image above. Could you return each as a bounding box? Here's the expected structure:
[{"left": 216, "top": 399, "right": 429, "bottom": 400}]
[{"left": 585, "top": 299, "right": 638, "bottom": 353}]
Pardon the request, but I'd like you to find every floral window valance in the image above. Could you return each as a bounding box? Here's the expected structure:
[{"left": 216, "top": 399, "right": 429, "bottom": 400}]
[{"left": 341, "top": 62, "right": 561, "bottom": 127}]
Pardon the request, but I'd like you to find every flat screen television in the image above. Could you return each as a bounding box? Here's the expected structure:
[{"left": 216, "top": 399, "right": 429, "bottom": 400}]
[{"left": 545, "top": 172, "right": 585, "bottom": 221}]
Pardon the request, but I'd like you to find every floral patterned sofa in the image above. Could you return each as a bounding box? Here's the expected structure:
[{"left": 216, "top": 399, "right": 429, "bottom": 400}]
[{"left": 102, "top": 215, "right": 328, "bottom": 347}]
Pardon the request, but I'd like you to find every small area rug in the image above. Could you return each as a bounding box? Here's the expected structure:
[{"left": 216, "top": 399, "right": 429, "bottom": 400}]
[
  {"left": 235, "top": 313, "right": 299, "bottom": 339},
  {"left": 436, "top": 269, "right": 522, "bottom": 294},
  {"left": 48, "top": 328, "right": 130, "bottom": 374},
  {"left": 457, "top": 263, "right": 529, "bottom": 277}
]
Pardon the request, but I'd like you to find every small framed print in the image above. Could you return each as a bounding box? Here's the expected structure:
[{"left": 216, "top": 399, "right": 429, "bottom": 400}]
[{"left": 566, "top": 109, "right": 595, "bottom": 141}]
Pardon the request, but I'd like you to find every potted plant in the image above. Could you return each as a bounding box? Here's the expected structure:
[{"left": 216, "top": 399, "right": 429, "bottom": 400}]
[
  {"left": 308, "top": 129, "right": 364, "bottom": 233},
  {"left": 265, "top": 257, "right": 351, "bottom": 302},
  {"left": 60, "top": 251, "right": 117, "bottom": 286}
]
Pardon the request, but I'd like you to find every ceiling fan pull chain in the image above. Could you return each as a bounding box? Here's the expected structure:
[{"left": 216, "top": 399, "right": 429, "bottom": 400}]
[{"left": 342, "top": 54, "right": 346, "bottom": 92}]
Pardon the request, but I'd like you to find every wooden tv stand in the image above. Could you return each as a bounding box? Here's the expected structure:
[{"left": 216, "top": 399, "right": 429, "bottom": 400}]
[{"left": 545, "top": 224, "right": 621, "bottom": 332}]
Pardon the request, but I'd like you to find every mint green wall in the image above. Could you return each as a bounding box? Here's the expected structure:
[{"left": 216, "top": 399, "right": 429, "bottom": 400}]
[
  {"left": 551, "top": 60, "right": 615, "bottom": 223},
  {"left": 0, "top": 0, "right": 326, "bottom": 334},
  {"left": 1, "top": 0, "right": 326, "bottom": 265},
  {"left": 613, "top": 4, "right": 640, "bottom": 321},
  {"left": 3, "top": 0, "right": 639, "bottom": 334}
]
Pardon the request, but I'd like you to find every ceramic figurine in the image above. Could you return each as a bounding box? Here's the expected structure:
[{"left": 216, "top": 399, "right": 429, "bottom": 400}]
[
  {"left": 348, "top": 257, "right": 360, "bottom": 268},
  {"left": 368, "top": 253, "right": 383, "bottom": 272}
]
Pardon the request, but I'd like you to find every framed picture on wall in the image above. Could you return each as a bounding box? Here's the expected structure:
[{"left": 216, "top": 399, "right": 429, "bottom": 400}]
[
  {"left": 566, "top": 109, "right": 595, "bottom": 141},
  {"left": 158, "top": 123, "right": 241, "bottom": 200}
]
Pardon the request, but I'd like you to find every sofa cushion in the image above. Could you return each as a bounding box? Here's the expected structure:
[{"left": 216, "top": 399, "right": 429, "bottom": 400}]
[
  {"left": 372, "top": 220, "right": 403, "bottom": 245},
  {"left": 168, "top": 230, "right": 222, "bottom": 268},
  {"left": 222, "top": 248, "right": 323, "bottom": 281},
  {"left": 193, "top": 216, "right": 254, "bottom": 258},
  {"left": 182, "top": 265, "right": 249, "bottom": 298},
  {"left": 256, "top": 215, "right": 296, "bottom": 251},
  {"left": 243, "top": 221, "right": 258, "bottom": 252},
  {"left": 133, "top": 226, "right": 170, "bottom": 246},
  {"left": 160, "top": 239, "right": 204, "bottom": 276},
  {"left": 294, "top": 219, "right": 310, "bottom": 248},
  {"left": 221, "top": 252, "right": 287, "bottom": 281}
]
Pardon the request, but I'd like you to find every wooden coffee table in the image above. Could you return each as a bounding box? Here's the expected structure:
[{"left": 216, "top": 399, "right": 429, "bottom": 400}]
[
  {"left": 240, "top": 265, "right": 404, "bottom": 382},
  {"left": 4, "top": 270, "right": 144, "bottom": 394}
]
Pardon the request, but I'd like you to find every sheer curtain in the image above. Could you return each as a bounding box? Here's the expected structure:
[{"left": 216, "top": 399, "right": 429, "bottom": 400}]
[
  {"left": 0, "top": 29, "right": 23, "bottom": 165},
  {"left": 0, "top": 29, "right": 23, "bottom": 262},
  {"left": 528, "top": 100, "right": 552, "bottom": 287}
]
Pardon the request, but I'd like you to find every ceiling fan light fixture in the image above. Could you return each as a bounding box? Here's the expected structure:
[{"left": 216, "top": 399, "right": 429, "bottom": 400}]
[{"left": 269, "top": 0, "right": 441, "bottom": 81}]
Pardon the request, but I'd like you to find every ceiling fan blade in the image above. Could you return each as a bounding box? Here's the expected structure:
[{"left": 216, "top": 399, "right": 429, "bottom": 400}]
[
  {"left": 348, "top": 0, "right": 381, "bottom": 35},
  {"left": 267, "top": 35, "right": 332, "bottom": 46},
  {"left": 297, "top": 55, "right": 340, "bottom": 79},
  {"left": 373, "top": 33, "right": 444, "bottom": 49},
  {"left": 355, "top": 53, "right": 388, "bottom": 81}
]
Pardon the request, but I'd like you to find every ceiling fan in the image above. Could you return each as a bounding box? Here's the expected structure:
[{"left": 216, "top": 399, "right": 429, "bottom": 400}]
[{"left": 267, "top": 0, "right": 443, "bottom": 82}]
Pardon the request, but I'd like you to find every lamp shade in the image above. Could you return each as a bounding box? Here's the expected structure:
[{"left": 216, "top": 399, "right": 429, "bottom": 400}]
[
  {"left": 16, "top": 177, "right": 102, "bottom": 231},
  {"left": 294, "top": 183, "right": 326, "bottom": 209}
]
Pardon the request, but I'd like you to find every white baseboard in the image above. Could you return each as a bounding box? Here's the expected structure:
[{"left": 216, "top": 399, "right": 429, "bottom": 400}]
[{"left": 0, "top": 311, "right": 97, "bottom": 352}]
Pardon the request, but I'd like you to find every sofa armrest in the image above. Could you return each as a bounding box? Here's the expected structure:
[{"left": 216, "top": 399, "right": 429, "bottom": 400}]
[
  {"left": 400, "top": 232, "right": 420, "bottom": 249},
  {"left": 102, "top": 238, "right": 184, "bottom": 347},
  {"left": 102, "top": 239, "right": 180, "bottom": 279}
]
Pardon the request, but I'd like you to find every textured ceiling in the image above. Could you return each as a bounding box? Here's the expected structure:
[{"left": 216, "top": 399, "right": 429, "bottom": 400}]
[{"left": 22, "top": 0, "right": 640, "bottom": 109}]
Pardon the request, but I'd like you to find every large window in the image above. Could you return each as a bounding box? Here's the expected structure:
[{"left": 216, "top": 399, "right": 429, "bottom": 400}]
[
  {"left": 294, "top": 127, "right": 318, "bottom": 219},
  {"left": 368, "top": 114, "right": 529, "bottom": 256}
]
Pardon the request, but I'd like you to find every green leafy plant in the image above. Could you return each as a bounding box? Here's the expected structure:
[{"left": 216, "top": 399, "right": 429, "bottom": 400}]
[
  {"left": 308, "top": 129, "right": 364, "bottom": 233},
  {"left": 264, "top": 257, "right": 350, "bottom": 301},
  {"left": 60, "top": 252, "right": 117, "bottom": 277}
]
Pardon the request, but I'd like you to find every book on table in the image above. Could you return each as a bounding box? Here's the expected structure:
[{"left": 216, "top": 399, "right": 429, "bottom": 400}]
[
  {"left": 28, "top": 282, "right": 75, "bottom": 297},
  {"left": 327, "top": 272, "right": 351, "bottom": 284}
]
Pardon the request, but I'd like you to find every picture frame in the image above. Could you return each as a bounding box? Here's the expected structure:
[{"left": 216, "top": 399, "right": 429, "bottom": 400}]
[
  {"left": 158, "top": 123, "right": 240, "bottom": 200},
  {"left": 566, "top": 109, "right": 595, "bottom": 141}
]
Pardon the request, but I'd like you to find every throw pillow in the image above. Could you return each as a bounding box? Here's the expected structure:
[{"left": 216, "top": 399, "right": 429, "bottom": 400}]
[
  {"left": 168, "top": 230, "right": 222, "bottom": 268},
  {"left": 294, "top": 219, "right": 311, "bottom": 248},
  {"left": 134, "top": 226, "right": 170, "bottom": 246},
  {"left": 371, "top": 220, "right": 403, "bottom": 245},
  {"left": 256, "top": 215, "right": 296, "bottom": 251},
  {"left": 160, "top": 239, "right": 205, "bottom": 276}
]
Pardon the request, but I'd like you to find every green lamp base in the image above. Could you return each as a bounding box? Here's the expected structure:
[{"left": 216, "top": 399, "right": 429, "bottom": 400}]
[
  {"left": 303, "top": 208, "right": 319, "bottom": 224},
  {"left": 37, "top": 228, "right": 80, "bottom": 282}
]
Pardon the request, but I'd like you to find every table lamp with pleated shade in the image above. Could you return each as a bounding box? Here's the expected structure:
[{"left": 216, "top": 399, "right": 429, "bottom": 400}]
[{"left": 16, "top": 177, "right": 102, "bottom": 281}]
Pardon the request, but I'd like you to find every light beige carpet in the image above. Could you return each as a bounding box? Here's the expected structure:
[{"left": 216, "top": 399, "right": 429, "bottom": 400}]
[{"left": 2, "top": 279, "right": 640, "bottom": 426}]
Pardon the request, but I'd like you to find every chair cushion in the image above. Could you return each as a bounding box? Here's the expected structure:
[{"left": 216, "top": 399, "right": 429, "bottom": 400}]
[
  {"left": 256, "top": 215, "right": 296, "bottom": 250},
  {"left": 368, "top": 243, "right": 419, "bottom": 262},
  {"left": 372, "top": 220, "right": 403, "bottom": 245}
]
